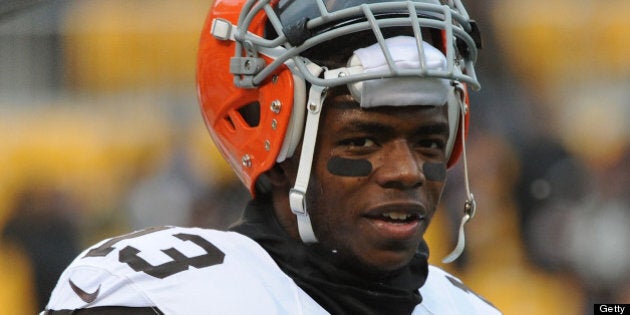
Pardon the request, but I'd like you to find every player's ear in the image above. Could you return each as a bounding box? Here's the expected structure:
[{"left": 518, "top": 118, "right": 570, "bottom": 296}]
[{"left": 266, "top": 162, "right": 292, "bottom": 187}]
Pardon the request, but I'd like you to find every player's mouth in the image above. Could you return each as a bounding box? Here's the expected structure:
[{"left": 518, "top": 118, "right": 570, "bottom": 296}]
[{"left": 363, "top": 203, "right": 426, "bottom": 240}]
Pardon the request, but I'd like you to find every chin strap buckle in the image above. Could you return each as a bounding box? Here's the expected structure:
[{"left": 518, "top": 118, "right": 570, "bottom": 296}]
[{"left": 442, "top": 194, "right": 476, "bottom": 264}]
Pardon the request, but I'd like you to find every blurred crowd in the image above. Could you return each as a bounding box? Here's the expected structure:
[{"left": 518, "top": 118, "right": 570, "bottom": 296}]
[{"left": 0, "top": 1, "right": 628, "bottom": 314}]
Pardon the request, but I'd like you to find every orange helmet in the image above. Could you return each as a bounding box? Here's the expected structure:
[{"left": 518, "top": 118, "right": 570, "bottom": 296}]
[{"left": 197, "top": 0, "right": 482, "bottom": 196}]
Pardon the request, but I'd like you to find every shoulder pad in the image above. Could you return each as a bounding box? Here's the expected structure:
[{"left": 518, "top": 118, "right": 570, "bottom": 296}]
[
  {"left": 415, "top": 265, "right": 502, "bottom": 314},
  {"left": 45, "top": 226, "right": 327, "bottom": 314}
]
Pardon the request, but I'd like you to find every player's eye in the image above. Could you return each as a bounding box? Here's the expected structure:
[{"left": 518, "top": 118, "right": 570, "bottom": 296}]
[
  {"left": 341, "top": 137, "right": 377, "bottom": 148},
  {"left": 423, "top": 140, "right": 441, "bottom": 149},
  {"left": 418, "top": 139, "right": 446, "bottom": 151}
]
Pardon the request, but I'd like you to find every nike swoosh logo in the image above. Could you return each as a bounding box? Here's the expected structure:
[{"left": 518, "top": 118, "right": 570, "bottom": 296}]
[{"left": 69, "top": 279, "right": 101, "bottom": 303}]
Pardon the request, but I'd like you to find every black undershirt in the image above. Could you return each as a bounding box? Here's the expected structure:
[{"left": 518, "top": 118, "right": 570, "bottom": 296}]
[{"left": 231, "top": 199, "right": 429, "bottom": 315}]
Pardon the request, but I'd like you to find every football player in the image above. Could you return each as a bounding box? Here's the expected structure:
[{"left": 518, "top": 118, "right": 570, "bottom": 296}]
[{"left": 42, "top": 0, "right": 500, "bottom": 314}]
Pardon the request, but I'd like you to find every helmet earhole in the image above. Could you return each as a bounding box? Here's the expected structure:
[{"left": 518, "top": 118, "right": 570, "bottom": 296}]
[{"left": 237, "top": 101, "right": 261, "bottom": 127}]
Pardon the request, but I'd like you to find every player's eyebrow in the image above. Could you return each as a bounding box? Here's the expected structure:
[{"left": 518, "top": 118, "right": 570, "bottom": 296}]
[
  {"left": 336, "top": 120, "right": 449, "bottom": 137},
  {"left": 415, "top": 123, "right": 450, "bottom": 136},
  {"left": 336, "top": 121, "right": 394, "bottom": 135}
]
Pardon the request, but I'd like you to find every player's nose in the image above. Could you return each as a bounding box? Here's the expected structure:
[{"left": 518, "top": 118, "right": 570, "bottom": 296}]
[{"left": 374, "top": 140, "right": 425, "bottom": 190}]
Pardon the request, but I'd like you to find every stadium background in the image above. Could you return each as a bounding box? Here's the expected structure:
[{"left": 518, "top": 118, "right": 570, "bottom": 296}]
[{"left": 0, "top": 0, "right": 628, "bottom": 314}]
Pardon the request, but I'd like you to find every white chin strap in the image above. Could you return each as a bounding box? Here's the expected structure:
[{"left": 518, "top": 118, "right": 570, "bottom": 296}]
[
  {"left": 289, "top": 83, "right": 327, "bottom": 243},
  {"left": 442, "top": 93, "right": 477, "bottom": 263}
]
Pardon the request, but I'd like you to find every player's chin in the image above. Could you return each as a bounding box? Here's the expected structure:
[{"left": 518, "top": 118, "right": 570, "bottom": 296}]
[{"left": 359, "top": 244, "right": 421, "bottom": 274}]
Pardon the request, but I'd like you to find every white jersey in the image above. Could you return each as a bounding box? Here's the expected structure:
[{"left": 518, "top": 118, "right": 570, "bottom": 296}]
[{"left": 44, "top": 226, "right": 501, "bottom": 315}]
